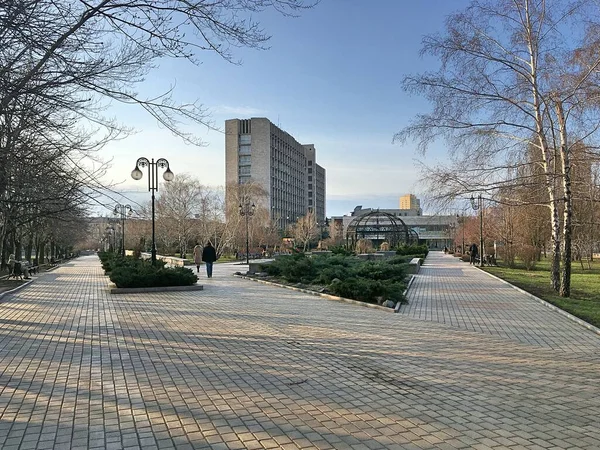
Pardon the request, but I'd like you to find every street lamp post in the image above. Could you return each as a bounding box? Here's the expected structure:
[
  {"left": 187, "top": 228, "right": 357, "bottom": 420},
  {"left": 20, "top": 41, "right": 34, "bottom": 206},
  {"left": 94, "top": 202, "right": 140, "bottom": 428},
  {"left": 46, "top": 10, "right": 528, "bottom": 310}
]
[
  {"left": 457, "top": 213, "right": 465, "bottom": 254},
  {"left": 447, "top": 222, "right": 456, "bottom": 252},
  {"left": 239, "top": 201, "right": 255, "bottom": 265},
  {"left": 470, "top": 194, "right": 484, "bottom": 267},
  {"left": 131, "top": 157, "right": 174, "bottom": 264},
  {"left": 105, "top": 225, "right": 115, "bottom": 252},
  {"left": 114, "top": 204, "right": 133, "bottom": 257}
]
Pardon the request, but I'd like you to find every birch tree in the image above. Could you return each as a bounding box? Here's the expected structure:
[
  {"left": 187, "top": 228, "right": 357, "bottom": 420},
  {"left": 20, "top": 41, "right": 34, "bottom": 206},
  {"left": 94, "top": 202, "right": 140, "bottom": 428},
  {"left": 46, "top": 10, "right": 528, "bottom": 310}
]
[{"left": 396, "top": 0, "right": 600, "bottom": 296}]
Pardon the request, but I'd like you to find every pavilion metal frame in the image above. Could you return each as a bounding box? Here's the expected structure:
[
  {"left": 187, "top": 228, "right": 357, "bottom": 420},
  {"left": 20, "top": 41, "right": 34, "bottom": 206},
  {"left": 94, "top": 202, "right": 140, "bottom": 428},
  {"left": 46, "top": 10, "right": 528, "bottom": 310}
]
[{"left": 346, "top": 210, "right": 419, "bottom": 250}]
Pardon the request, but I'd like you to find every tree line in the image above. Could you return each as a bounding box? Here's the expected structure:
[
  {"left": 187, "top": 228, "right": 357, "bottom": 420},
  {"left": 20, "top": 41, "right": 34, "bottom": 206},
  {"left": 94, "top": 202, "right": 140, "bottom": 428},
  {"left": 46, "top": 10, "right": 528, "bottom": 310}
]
[
  {"left": 0, "top": 0, "right": 315, "bottom": 267},
  {"left": 87, "top": 177, "right": 326, "bottom": 259}
]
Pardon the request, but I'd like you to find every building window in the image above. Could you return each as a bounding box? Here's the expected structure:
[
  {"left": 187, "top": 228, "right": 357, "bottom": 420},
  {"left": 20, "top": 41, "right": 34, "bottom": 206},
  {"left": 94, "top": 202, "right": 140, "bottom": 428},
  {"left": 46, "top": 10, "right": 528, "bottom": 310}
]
[
  {"left": 308, "top": 184, "right": 313, "bottom": 190},
  {"left": 240, "top": 135, "right": 251, "bottom": 144},
  {"left": 239, "top": 144, "right": 251, "bottom": 155},
  {"left": 308, "top": 161, "right": 313, "bottom": 166},
  {"left": 239, "top": 155, "right": 251, "bottom": 165},
  {"left": 308, "top": 176, "right": 312, "bottom": 181},
  {"left": 308, "top": 199, "right": 313, "bottom": 206},
  {"left": 239, "top": 165, "right": 251, "bottom": 175},
  {"left": 308, "top": 168, "right": 312, "bottom": 174}
]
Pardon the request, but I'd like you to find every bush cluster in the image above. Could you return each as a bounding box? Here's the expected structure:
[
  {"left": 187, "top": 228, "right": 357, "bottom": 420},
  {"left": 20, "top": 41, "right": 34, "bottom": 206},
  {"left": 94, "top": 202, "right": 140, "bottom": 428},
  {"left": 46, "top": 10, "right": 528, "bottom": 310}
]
[
  {"left": 395, "top": 244, "right": 429, "bottom": 257},
  {"left": 261, "top": 253, "right": 413, "bottom": 305},
  {"left": 98, "top": 251, "right": 197, "bottom": 288}
]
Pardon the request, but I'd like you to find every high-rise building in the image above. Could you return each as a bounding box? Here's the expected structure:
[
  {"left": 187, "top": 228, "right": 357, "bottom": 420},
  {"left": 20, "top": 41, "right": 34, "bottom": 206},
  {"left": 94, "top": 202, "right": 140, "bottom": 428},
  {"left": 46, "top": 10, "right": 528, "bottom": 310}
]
[
  {"left": 400, "top": 194, "right": 421, "bottom": 214},
  {"left": 225, "top": 118, "right": 326, "bottom": 228}
]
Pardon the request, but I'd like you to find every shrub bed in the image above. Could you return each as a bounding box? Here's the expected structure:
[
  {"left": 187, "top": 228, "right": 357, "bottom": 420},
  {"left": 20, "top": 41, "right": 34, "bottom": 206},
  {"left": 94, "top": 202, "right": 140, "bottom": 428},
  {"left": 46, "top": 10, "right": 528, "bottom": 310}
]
[
  {"left": 98, "top": 251, "right": 198, "bottom": 288},
  {"left": 395, "top": 244, "right": 429, "bottom": 257},
  {"left": 259, "top": 253, "right": 415, "bottom": 305}
]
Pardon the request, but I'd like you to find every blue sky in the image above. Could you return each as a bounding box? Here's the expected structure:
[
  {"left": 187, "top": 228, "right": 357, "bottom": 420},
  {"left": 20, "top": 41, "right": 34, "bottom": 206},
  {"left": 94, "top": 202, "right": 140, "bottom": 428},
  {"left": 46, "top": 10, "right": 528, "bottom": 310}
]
[{"left": 100, "top": 0, "right": 470, "bottom": 216}]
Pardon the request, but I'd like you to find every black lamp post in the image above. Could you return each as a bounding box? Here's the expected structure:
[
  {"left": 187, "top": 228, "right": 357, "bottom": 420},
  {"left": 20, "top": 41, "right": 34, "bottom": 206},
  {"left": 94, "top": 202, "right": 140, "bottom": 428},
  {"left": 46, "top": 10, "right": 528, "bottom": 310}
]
[
  {"left": 239, "top": 201, "right": 255, "bottom": 265},
  {"left": 114, "top": 204, "right": 133, "bottom": 257},
  {"left": 446, "top": 222, "right": 455, "bottom": 251},
  {"left": 105, "top": 225, "right": 115, "bottom": 252},
  {"left": 470, "top": 194, "right": 484, "bottom": 267},
  {"left": 457, "top": 213, "right": 466, "bottom": 254},
  {"left": 131, "top": 157, "right": 174, "bottom": 264}
]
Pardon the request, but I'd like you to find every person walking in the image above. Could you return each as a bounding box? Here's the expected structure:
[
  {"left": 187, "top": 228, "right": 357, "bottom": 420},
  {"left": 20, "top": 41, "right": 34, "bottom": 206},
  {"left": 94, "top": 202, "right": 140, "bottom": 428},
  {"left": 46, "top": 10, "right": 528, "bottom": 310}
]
[
  {"left": 193, "top": 242, "right": 202, "bottom": 273},
  {"left": 202, "top": 241, "right": 217, "bottom": 278},
  {"left": 469, "top": 243, "right": 478, "bottom": 265}
]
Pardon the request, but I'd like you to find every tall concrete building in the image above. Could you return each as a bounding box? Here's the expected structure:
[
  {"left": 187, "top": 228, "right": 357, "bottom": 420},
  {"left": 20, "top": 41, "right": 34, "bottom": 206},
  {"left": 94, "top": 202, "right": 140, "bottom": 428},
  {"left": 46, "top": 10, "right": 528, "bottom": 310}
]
[{"left": 225, "top": 118, "right": 326, "bottom": 227}]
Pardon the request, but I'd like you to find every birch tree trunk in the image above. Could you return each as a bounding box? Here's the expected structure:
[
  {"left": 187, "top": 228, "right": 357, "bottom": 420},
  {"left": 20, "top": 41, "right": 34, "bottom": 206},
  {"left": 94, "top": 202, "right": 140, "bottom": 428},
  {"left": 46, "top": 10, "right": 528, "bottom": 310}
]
[
  {"left": 555, "top": 100, "right": 572, "bottom": 297},
  {"left": 524, "top": 1, "right": 561, "bottom": 291}
]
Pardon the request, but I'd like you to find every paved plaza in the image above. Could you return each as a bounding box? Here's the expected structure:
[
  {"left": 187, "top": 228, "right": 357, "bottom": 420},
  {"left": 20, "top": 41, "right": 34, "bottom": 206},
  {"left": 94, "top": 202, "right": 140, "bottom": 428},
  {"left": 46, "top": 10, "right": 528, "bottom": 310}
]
[{"left": 0, "top": 254, "right": 598, "bottom": 449}]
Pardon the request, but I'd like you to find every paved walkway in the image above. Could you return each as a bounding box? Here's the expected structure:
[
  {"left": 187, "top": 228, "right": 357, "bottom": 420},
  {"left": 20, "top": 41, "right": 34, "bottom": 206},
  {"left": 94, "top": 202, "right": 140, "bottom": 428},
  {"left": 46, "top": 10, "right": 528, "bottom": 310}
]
[
  {"left": 401, "top": 251, "right": 600, "bottom": 352},
  {"left": 0, "top": 255, "right": 598, "bottom": 449}
]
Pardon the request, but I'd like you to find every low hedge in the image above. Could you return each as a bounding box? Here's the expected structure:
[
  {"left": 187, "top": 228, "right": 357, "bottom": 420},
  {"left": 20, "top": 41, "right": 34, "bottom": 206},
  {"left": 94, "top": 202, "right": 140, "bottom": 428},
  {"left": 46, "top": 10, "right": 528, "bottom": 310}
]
[
  {"left": 109, "top": 265, "right": 197, "bottom": 288},
  {"left": 260, "top": 253, "right": 411, "bottom": 305},
  {"left": 395, "top": 244, "right": 429, "bottom": 257},
  {"left": 98, "top": 251, "right": 197, "bottom": 288}
]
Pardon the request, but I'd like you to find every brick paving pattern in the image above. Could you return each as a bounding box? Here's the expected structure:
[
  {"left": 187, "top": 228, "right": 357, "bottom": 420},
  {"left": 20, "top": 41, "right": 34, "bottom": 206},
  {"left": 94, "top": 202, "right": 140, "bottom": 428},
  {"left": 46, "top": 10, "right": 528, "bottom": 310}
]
[
  {"left": 0, "top": 255, "right": 598, "bottom": 449},
  {"left": 401, "top": 252, "right": 600, "bottom": 352}
]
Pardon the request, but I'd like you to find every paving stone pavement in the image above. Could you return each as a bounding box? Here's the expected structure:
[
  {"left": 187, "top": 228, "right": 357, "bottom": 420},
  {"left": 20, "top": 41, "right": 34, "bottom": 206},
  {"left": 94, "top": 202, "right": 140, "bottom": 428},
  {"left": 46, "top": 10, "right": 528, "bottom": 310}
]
[
  {"left": 0, "top": 255, "right": 598, "bottom": 449},
  {"left": 401, "top": 251, "right": 600, "bottom": 352}
]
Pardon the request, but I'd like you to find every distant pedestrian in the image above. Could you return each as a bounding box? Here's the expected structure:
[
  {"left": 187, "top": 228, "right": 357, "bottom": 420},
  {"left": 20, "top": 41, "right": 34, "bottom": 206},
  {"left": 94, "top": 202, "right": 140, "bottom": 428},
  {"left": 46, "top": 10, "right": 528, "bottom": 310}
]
[
  {"left": 202, "top": 241, "right": 217, "bottom": 278},
  {"left": 193, "top": 242, "right": 202, "bottom": 273},
  {"left": 469, "top": 243, "right": 478, "bottom": 265}
]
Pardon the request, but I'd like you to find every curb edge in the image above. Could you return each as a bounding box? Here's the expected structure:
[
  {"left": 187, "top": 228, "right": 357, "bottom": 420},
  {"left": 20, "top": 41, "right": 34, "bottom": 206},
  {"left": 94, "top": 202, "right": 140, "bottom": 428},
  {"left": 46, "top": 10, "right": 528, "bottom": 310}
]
[
  {"left": 234, "top": 275, "right": 397, "bottom": 313},
  {"left": 478, "top": 267, "right": 600, "bottom": 336}
]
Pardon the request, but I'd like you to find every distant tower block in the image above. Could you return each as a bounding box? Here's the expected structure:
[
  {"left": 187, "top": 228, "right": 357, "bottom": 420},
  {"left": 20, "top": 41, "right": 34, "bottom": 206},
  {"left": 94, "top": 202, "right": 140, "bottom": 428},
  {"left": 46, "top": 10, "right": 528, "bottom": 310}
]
[{"left": 400, "top": 194, "right": 421, "bottom": 214}]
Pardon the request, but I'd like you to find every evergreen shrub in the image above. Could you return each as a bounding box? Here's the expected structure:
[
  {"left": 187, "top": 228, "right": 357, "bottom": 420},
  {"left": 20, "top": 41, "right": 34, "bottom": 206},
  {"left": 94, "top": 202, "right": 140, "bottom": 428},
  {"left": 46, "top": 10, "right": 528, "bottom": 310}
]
[
  {"left": 260, "top": 253, "right": 409, "bottom": 305},
  {"left": 98, "top": 251, "right": 197, "bottom": 288},
  {"left": 395, "top": 244, "right": 429, "bottom": 257}
]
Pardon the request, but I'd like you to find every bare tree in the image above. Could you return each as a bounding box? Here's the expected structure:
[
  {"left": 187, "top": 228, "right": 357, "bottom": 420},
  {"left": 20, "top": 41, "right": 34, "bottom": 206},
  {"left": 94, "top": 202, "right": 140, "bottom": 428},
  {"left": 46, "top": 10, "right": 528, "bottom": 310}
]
[
  {"left": 225, "top": 181, "right": 270, "bottom": 253},
  {"left": 155, "top": 174, "right": 205, "bottom": 258},
  {"left": 395, "top": 0, "right": 600, "bottom": 296},
  {"left": 0, "top": 0, "right": 318, "bottom": 260},
  {"left": 0, "top": 0, "right": 317, "bottom": 144},
  {"left": 292, "top": 210, "right": 319, "bottom": 252}
]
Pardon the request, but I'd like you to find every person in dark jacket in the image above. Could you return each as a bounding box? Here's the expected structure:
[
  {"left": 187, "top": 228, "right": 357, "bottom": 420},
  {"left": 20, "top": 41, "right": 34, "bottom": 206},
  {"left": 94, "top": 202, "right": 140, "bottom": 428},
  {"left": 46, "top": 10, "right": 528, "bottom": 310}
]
[
  {"left": 201, "top": 241, "right": 217, "bottom": 278},
  {"left": 469, "top": 243, "right": 478, "bottom": 265}
]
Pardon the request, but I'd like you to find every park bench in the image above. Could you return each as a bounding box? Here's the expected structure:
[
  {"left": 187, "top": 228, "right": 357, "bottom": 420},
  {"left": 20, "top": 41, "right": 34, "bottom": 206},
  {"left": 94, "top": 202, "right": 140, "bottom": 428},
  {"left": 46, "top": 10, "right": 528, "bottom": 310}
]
[
  {"left": 580, "top": 256, "right": 592, "bottom": 269},
  {"left": 484, "top": 254, "right": 497, "bottom": 266},
  {"left": 7, "top": 262, "right": 25, "bottom": 280},
  {"left": 473, "top": 255, "right": 496, "bottom": 266}
]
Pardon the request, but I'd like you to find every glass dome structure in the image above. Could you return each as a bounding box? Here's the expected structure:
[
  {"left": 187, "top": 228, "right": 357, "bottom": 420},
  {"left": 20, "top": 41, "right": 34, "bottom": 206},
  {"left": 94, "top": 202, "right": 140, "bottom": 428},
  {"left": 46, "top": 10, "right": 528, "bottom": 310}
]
[{"left": 346, "top": 210, "right": 419, "bottom": 250}]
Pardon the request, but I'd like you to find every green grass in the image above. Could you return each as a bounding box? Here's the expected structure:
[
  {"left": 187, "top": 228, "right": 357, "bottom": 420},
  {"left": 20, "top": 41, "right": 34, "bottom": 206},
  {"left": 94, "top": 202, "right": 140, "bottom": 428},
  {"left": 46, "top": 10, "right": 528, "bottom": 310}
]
[{"left": 483, "top": 258, "right": 600, "bottom": 328}]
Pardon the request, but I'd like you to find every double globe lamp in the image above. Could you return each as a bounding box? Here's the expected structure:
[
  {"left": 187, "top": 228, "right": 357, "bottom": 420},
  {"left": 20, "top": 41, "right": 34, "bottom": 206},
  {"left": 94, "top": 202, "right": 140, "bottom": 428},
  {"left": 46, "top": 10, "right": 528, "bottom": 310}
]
[{"left": 131, "top": 157, "right": 174, "bottom": 264}]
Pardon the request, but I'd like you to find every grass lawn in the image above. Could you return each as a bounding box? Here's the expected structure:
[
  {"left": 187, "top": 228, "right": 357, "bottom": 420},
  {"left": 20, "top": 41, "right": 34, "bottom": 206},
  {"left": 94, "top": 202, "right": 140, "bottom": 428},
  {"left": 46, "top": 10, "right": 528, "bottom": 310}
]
[{"left": 483, "top": 258, "right": 600, "bottom": 329}]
